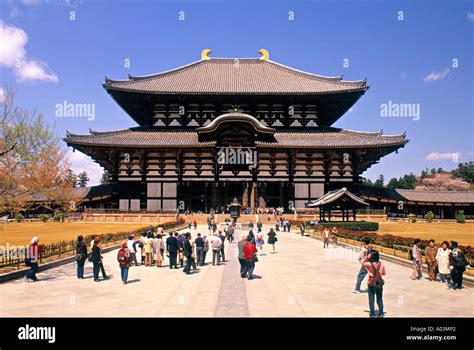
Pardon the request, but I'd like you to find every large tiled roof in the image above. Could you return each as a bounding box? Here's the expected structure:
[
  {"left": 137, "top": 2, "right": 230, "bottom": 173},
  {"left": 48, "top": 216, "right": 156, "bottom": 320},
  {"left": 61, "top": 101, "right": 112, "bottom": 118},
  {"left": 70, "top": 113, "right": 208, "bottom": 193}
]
[
  {"left": 64, "top": 127, "right": 407, "bottom": 149},
  {"left": 357, "top": 185, "right": 474, "bottom": 204},
  {"left": 65, "top": 128, "right": 216, "bottom": 148},
  {"left": 104, "top": 58, "right": 368, "bottom": 95},
  {"left": 256, "top": 129, "right": 407, "bottom": 148}
]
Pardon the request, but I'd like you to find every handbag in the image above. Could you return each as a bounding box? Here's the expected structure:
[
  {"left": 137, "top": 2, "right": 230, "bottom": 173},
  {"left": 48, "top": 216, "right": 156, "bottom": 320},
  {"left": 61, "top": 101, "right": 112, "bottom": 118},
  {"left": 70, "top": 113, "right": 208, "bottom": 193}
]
[
  {"left": 369, "top": 262, "right": 384, "bottom": 289},
  {"left": 253, "top": 254, "right": 259, "bottom": 263},
  {"left": 24, "top": 258, "right": 31, "bottom": 267}
]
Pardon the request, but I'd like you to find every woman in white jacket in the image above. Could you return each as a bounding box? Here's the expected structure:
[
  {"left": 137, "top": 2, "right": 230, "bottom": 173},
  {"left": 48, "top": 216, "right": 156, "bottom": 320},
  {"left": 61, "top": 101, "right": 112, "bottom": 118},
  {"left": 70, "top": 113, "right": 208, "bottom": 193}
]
[{"left": 436, "top": 241, "right": 451, "bottom": 283}]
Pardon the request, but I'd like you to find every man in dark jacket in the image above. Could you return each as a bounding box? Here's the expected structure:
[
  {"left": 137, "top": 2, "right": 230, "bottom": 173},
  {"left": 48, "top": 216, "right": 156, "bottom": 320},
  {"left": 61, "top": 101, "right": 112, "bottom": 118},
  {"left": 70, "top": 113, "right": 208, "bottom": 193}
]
[
  {"left": 90, "top": 239, "right": 102, "bottom": 282},
  {"left": 183, "top": 233, "right": 193, "bottom": 274},
  {"left": 166, "top": 232, "right": 180, "bottom": 269},
  {"left": 194, "top": 233, "right": 204, "bottom": 266},
  {"left": 75, "top": 235, "right": 88, "bottom": 279},
  {"left": 218, "top": 230, "right": 226, "bottom": 262},
  {"left": 177, "top": 233, "right": 186, "bottom": 268}
]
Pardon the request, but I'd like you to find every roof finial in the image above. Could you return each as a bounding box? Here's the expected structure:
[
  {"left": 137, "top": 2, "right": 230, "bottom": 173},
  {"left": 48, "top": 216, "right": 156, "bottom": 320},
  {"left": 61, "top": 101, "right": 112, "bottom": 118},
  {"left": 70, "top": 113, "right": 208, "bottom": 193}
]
[
  {"left": 201, "top": 48, "right": 212, "bottom": 60},
  {"left": 258, "top": 49, "right": 269, "bottom": 61}
]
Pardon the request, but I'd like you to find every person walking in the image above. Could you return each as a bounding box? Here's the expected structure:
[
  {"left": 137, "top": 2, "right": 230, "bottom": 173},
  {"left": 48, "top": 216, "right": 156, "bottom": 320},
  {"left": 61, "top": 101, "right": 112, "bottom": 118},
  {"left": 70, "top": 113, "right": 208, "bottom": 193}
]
[
  {"left": 117, "top": 241, "right": 131, "bottom": 284},
  {"left": 202, "top": 235, "right": 209, "bottom": 265},
  {"left": 194, "top": 233, "right": 204, "bottom": 266},
  {"left": 218, "top": 230, "right": 226, "bottom": 262},
  {"left": 211, "top": 234, "right": 222, "bottom": 266},
  {"left": 227, "top": 224, "right": 235, "bottom": 243},
  {"left": 362, "top": 250, "right": 386, "bottom": 318},
  {"left": 127, "top": 235, "right": 138, "bottom": 266},
  {"left": 75, "top": 235, "right": 88, "bottom": 279},
  {"left": 166, "top": 232, "right": 179, "bottom": 269},
  {"left": 193, "top": 219, "right": 197, "bottom": 230},
  {"left": 153, "top": 234, "right": 164, "bottom": 267},
  {"left": 144, "top": 233, "right": 154, "bottom": 266},
  {"left": 178, "top": 233, "right": 186, "bottom": 268},
  {"left": 300, "top": 222, "right": 305, "bottom": 236},
  {"left": 267, "top": 228, "right": 277, "bottom": 253},
  {"left": 244, "top": 237, "right": 258, "bottom": 280},
  {"left": 410, "top": 239, "right": 423, "bottom": 280},
  {"left": 247, "top": 229, "right": 256, "bottom": 245},
  {"left": 448, "top": 241, "right": 468, "bottom": 290},
  {"left": 353, "top": 238, "right": 372, "bottom": 293},
  {"left": 322, "top": 227, "right": 330, "bottom": 248},
  {"left": 331, "top": 227, "right": 338, "bottom": 246},
  {"left": 25, "top": 237, "right": 42, "bottom": 282},
  {"left": 256, "top": 231, "right": 264, "bottom": 256},
  {"left": 424, "top": 239, "right": 438, "bottom": 281},
  {"left": 139, "top": 232, "right": 147, "bottom": 265},
  {"left": 92, "top": 236, "right": 109, "bottom": 280},
  {"left": 183, "top": 233, "right": 193, "bottom": 275},
  {"left": 238, "top": 235, "right": 248, "bottom": 278},
  {"left": 90, "top": 237, "right": 102, "bottom": 282},
  {"left": 257, "top": 221, "right": 263, "bottom": 233},
  {"left": 436, "top": 241, "right": 451, "bottom": 283}
]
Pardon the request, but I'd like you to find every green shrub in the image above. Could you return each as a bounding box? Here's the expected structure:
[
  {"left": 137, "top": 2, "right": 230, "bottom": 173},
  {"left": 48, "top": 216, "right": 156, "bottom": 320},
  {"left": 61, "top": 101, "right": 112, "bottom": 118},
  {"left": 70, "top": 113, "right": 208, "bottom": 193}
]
[
  {"left": 409, "top": 214, "right": 417, "bottom": 223},
  {"left": 424, "top": 211, "right": 434, "bottom": 223},
  {"left": 53, "top": 210, "right": 62, "bottom": 222},
  {"left": 15, "top": 213, "right": 24, "bottom": 222},
  {"left": 456, "top": 210, "right": 466, "bottom": 224},
  {"left": 39, "top": 214, "right": 49, "bottom": 222}
]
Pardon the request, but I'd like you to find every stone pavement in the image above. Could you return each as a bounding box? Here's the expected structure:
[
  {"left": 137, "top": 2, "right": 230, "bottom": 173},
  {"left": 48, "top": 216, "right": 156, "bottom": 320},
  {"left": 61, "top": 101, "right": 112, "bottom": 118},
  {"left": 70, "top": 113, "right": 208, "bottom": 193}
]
[{"left": 0, "top": 224, "right": 472, "bottom": 317}]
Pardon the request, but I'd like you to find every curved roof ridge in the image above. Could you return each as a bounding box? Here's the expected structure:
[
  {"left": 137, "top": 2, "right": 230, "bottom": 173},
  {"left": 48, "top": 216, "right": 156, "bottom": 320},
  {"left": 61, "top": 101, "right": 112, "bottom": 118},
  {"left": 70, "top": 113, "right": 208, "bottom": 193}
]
[
  {"left": 88, "top": 128, "right": 133, "bottom": 136},
  {"left": 266, "top": 59, "right": 366, "bottom": 86},
  {"left": 341, "top": 129, "right": 383, "bottom": 136},
  {"left": 105, "top": 59, "right": 204, "bottom": 84}
]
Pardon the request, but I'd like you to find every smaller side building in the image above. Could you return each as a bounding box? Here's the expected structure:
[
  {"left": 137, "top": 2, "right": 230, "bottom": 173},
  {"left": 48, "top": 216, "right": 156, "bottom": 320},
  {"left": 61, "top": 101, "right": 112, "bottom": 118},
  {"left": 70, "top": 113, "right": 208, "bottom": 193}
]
[{"left": 356, "top": 185, "right": 474, "bottom": 220}]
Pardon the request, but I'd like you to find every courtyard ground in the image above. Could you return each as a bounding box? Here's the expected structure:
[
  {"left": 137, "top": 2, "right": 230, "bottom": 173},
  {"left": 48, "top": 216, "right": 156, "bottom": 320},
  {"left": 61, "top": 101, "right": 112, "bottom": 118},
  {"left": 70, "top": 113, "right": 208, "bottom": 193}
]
[{"left": 0, "top": 224, "right": 471, "bottom": 317}]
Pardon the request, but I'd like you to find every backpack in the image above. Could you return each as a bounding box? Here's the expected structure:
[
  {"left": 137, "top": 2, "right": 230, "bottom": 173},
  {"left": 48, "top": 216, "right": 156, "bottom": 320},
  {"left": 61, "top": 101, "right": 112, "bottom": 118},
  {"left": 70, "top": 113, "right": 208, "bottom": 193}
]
[
  {"left": 212, "top": 238, "right": 221, "bottom": 250},
  {"left": 117, "top": 248, "right": 129, "bottom": 265},
  {"left": 368, "top": 262, "right": 385, "bottom": 289},
  {"left": 452, "top": 253, "right": 467, "bottom": 270}
]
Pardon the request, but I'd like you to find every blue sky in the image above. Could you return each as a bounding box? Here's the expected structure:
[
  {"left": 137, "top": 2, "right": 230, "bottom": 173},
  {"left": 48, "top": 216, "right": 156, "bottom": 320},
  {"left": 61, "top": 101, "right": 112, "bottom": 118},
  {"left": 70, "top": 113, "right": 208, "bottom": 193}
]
[{"left": 1, "top": 0, "right": 473, "bottom": 185}]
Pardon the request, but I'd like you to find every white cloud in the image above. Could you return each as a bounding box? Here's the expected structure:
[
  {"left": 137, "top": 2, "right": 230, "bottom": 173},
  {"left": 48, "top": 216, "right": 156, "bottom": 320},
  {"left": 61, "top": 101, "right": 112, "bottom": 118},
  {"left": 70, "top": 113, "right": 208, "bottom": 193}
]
[
  {"left": 16, "top": 60, "right": 58, "bottom": 82},
  {"left": 0, "top": 22, "right": 58, "bottom": 83},
  {"left": 0, "top": 87, "right": 5, "bottom": 103},
  {"left": 468, "top": 12, "right": 474, "bottom": 21},
  {"left": 425, "top": 152, "right": 460, "bottom": 161},
  {"left": 423, "top": 69, "right": 449, "bottom": 82},
  {"left": 66, "top": 149, "right": 104, "bottom": 186}
]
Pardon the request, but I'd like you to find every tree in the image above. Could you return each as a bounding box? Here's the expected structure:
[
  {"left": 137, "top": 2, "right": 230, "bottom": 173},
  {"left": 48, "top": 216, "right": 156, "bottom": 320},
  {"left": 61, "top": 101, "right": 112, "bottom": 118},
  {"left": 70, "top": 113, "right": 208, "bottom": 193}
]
[
  {"left": 452, "top": 162, "right": 474, "bottom": 184},
  {"left": 0, "top": 87, "right": 77, "bottom": 215},
  {"left": 100, "top": 170, "right": 111, "bottom": 184},
  {"left": 76, "top": 171, "right": 89, "bottom": 187},
  {"left": 415, "top": 173, "right": 469, "bottom": 191},
  {"left": 374, "top": 175, "right": 385, "bottom": 188}
]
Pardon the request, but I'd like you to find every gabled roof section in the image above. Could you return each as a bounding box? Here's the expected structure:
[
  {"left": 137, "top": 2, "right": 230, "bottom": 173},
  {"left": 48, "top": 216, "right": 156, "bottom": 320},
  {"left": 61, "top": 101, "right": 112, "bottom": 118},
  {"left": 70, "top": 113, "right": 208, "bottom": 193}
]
[
  {"left": 103, "top": 58, "right": 368, "bottom": 95},
  {"left": 307, "top": 187, "right": 369, "bottom": 208}
]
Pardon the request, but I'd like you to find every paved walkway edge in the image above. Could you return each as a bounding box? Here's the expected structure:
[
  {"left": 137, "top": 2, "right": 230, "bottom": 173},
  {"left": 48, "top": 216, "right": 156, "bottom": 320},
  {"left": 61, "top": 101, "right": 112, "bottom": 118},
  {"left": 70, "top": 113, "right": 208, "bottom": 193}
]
[{"left": 306, "top": 233, "right": 474, "bottom": 287}]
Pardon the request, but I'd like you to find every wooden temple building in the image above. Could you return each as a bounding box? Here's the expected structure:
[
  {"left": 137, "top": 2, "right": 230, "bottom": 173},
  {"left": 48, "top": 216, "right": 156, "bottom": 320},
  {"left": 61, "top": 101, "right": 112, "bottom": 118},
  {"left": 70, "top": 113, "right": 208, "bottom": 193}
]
[{"left": 64, "top": 49, "right": 408, "bottom": 213}]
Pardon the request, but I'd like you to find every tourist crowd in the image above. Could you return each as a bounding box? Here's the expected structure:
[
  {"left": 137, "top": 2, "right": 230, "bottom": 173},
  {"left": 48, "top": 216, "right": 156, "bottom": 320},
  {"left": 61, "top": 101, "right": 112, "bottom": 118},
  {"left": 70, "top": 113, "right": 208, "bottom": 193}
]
[{"left": 23, "top": 220, "right": 469, "bottom": 318}]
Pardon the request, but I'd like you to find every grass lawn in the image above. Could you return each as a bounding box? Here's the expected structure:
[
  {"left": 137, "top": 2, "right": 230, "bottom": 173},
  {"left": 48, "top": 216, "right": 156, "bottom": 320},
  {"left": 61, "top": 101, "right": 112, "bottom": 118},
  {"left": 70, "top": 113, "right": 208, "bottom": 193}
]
[
  {"left": 0, "top": 222, "right": 151, "bottom": 246},
  {"left": 378, "top": 222, "right": 474, "bottom": 246}
]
